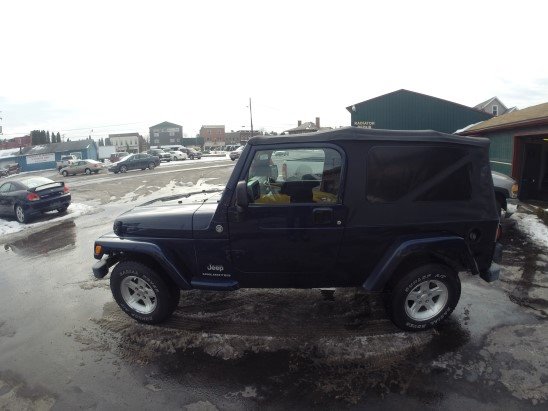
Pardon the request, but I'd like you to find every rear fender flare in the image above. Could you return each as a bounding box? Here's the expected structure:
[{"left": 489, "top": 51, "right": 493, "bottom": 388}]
[{"left": 362, "top": 236, "right": 476, "bottom": 292}]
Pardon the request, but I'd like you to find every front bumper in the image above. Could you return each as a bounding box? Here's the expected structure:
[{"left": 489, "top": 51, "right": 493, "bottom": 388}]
[{"left": 92, "top": 254, "right": 119, "bottom": 278}]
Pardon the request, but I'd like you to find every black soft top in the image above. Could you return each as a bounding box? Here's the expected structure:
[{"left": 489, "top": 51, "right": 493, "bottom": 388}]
[{"left": 248, "top": 127, "right": 488, "bottom": 147}]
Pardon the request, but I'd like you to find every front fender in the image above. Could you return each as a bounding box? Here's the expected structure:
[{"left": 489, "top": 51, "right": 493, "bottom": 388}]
[
  {"left": 94, "top": 236, "right": 191, "bottom": 289},
  {"left": 362, "top": 235, "right": 476, "bottom": 292}
]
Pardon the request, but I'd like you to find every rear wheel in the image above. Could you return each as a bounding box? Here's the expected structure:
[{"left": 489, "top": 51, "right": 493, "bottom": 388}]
[
  {"left": 110, "top": 260, "right": 180, "bottom": 324},
  {"left": 85, "top": 168, "right": 91, "bottom": 175},
  {"left": 386, "top": 263, "right": 460, "bottom": 331},
  {"left": 57, "top": 205, "right": 68, "bottom": 213},
  {"left": 148, "top": 162, "right": 155, "bottom": 170},
  {"left": 15, "top": 205, "right": 28, "bottom": 224}
]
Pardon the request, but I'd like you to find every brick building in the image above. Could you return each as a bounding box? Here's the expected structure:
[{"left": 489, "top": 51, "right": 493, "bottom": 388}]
[
  {"left": 0, "top": 135, "right": 31, "bottom": 150},
  {"left": 200, "top": 125, "right": 225, "bottom": 148}
]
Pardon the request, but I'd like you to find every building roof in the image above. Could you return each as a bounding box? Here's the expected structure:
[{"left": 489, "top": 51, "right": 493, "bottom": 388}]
[
  {"left": 21, "top": 140, "right": 96, "bottom": 155},
  {"left": 249, "top": 126, "right": 489, "bottom": 148},
  {"left": 284, "top": 122, "right": 319, "bottom": 133},
  {"left": 149, "top": 121, "right": 182, "bottom": 129},
  {"left": 459, "top": 102, "right": 548, "bottom": 134},
  {"left": 474, "top": 96, "right": 508, "bottom": 111},
  {"left": 200, "top": 125, "right": 225, "bottom": 129},
  {"left": 347, "top": 89, "right": 489, "bottom": 116},
  {"left": 109, "top": 132, "right": 140, "bottom": 137}
]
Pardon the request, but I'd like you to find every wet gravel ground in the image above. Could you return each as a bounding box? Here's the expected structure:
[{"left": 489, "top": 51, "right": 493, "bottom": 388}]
[{"left": 0, "top": 164, "right": 546, "bottom": 409}]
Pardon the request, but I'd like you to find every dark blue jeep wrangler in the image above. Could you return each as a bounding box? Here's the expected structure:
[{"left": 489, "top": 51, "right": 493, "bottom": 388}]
[{"left": 92, "top": 127, "right": 502, "bottom": 331}]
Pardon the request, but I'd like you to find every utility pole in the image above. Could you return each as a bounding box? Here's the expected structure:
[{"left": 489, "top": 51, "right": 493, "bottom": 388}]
[{"left": 249, "top": 98, "right": 253, "bottom": 138}]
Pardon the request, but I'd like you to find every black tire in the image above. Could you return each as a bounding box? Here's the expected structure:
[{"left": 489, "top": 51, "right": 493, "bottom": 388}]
[
  {"left": 120, "top": 165, "right": 128, "bottom": 173},
  {"left": 14, "top": 204, "right": 28, "bottom": 224},
  {"left": 141, "top": 168, "right": 146, "bottom": 170},
  {"left": 57, "top": 205, "right": 68, "bottom": 213},
  {"left": 85, "top": 168, "right": 91, "bottom": 175},
  {"left": 110, "top": 260, "right": 180, "bottom": 324},
  {"left": 62, "top": 170, "right": 68, "bottom": 177},
  {"left": 113, "top": 170, "right": 119, "bottom": 174},
  {"left": 148, "top": 162, "right": 155, "bottom": 170},
  {"left": 386, "top": 263, "right": 460, "bottom": 331}
]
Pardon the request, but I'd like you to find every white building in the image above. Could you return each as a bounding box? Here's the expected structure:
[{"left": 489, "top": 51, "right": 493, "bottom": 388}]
[{"left": 108, "top": 132, "right": 140, "bottom": 153}]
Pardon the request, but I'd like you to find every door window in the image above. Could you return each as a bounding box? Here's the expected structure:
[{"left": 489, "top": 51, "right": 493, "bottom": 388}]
[{"left": 245, "top": 147, "right": 342, "bottom": 204}]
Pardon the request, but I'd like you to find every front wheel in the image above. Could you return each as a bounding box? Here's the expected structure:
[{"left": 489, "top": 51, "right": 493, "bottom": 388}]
[
  {"left": 62, "top": 170, "right": 68, "bottom": 177},
  {"left": 110, "top": 260, "right": 180, "bottom": 324},
  {"left": 85, "top": 168, "right": 91, "bottom": 175},
  {"left": 386, "top": 264, "right": 460, "bottom": 331},
  {"left": 120, "top": 165, "right": 128, "bottom": 173}
]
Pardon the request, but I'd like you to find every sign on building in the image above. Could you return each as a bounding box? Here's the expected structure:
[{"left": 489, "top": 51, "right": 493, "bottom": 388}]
[{"left": 26, "top": 153, "right": 55, "bottom": 164}]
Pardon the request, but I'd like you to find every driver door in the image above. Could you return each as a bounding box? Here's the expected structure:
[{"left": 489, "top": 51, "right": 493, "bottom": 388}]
[{"left": 227, "top": 145, "right": 347, "bottom": 288}]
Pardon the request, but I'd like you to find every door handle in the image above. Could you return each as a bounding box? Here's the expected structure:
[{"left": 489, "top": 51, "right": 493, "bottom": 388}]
[{"left": 313, "top": 208, "right": 333, "bottom": 225}]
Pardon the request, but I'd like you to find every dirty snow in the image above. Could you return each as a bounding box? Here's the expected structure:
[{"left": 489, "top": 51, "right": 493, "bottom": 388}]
[
  {"left": 110, "top": 178, "right": 225, "bottom": 204},
  {"left": 511, "top": 212, "right": 548, "bottom": 249},
  {"left": 0, "top": 203, "right": 94, "bottom": 236}
]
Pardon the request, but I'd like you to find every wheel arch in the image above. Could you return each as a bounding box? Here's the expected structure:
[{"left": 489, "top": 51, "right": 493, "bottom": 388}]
[
  {"left": 99, "top": 239, "right": 192, "bottom": 290},
  {"left": 362, "top": 236, "right": 475, "bottom": 292}
]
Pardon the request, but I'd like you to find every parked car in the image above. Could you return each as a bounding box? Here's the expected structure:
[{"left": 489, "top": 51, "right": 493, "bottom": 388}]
[
  {"left": 56, "top": 155, "right": 78, "bottom": 171},
  {"left": 230, "top": 145, "right": 245, "bottom": 161},
  {"left": 147, "top": 149, "right": 171, "bottom": 162},
  {"left": 0, "top": 176, "right": 71, "bottom": 223},
  {"left": 492, "top": 171, "right": 519, "bottom": 216},
  {"left": 92, "top": 127, "right": 502, "bottom": 331},
  {"left": 109, "top": 152, "right": 130, "bottom": 162},
  {"left": 0, "top": 163, "right": 20, "bottom": 177},
  {"left": 180, "top": 147, "right": 202, "bottom": 160},
  {"left": 168, "top": 150, "right": 188, "bottom": 161},
  {"left": 59, "top": 159, "right": 104, "bottom": 176},
  {"left": 108, "top": 153, "right": 160, "bottom": 174}
]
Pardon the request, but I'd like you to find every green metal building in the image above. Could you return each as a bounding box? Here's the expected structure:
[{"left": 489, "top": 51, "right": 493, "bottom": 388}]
[
  {"left": 347, "top": 89, "right": 493, "bottom": 134},
  {"left": 459, "top": 102, "right": 548, "bottom": 201}
]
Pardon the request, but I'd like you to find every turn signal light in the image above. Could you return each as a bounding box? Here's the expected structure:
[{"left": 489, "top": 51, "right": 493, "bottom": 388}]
[
  {"left": 63, "top": 184, "right": 70, "bottom": 193},
  {"left": 26, "top": 192, "right": 40, "bottom": 201},
  {"left": 95, "top": 244, "right": 102, "bottom": 255}
]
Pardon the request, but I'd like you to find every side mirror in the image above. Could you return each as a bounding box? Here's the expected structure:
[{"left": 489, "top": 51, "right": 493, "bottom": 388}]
[{"left": 236, "top": 180, "right": 249, "bottom": 210}]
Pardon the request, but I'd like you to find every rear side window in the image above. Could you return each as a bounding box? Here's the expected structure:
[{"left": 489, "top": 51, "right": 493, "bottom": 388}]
[{"left": 366, "top": 146, "right": 472, "bottom": 203}]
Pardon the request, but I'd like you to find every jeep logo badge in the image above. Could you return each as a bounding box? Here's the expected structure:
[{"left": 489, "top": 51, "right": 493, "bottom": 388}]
[{"left": 215, "top": 224, "right": 224, "bottom": 233}]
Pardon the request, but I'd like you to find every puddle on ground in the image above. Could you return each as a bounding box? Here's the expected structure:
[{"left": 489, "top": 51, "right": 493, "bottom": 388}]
[
  {"left": 2, "top": 220, "right": 76, "bottom": 257},
  {"left": 499, "top": 219, "right": 548, "bottom": 316}
]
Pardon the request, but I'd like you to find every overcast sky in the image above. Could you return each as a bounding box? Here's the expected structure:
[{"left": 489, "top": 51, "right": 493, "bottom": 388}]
[{"left": 1, "top": 0, "right": 547, "bottom": 141}]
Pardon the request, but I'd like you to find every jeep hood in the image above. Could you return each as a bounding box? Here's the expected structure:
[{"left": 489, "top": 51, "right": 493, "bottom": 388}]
[{"left": 112, "top": 190, "right": 223, "bottom": 238}]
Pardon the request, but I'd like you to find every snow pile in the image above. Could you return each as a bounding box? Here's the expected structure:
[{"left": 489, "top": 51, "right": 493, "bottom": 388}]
[
  {"left": 112, "top": 178, "right": 225, "bottom": 204},
  {"left": 0, "top": 202, "right": 94, "bottom": 236},
  {"left": 511, "top": 212, "right": 548, "bottom": 249}
]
